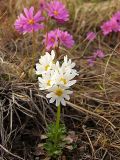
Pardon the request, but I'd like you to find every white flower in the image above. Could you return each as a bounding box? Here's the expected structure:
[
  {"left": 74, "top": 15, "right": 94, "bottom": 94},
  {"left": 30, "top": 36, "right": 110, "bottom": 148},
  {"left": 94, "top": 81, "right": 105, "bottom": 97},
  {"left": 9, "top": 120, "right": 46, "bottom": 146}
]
[
  {"left": 36, "top": 50, "right": 78, "bottom": 106},
  {"left": 60, "top": 55, "right": 78, "bottom": 76},
  {"left": 63, "top": 55, "right": 75, "bottom": 68},
  {"left": 53, "top": 69, "right": 77, "bottom": 87},
  {"left": 38, "top": 71, "right": 55, "bottom": 90},
  {"left": 36, "top": 50, "right": 55, "bottom": 75},
  {"left": 61, "top": 56, "right": 74, "bottom": 70},
  {"left": 46, "top": 85, "right": 73, "bottom": 106}
]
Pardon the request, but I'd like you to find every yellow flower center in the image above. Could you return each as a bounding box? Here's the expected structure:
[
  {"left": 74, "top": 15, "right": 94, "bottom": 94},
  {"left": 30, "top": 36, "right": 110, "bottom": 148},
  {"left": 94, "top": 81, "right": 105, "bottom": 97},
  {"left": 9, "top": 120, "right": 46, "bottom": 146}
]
[
  {"left": 45, "top": 65, "right": 50, "bottom": 71},
  {"left": 28, "top": 19, "right": 35, "bottom": 25},
  {"left": 60, "top": 78, "right": 67, "bottom": 85},
  {"left": 55, "top": 88, "right": 63, "bottom": 97},
  {"left": 50, "top": 37, "right": 55, "bottom": 43},
  {"left": 54, "top": 10, "right": 59, "bottom": 16},
  {"left": 47, "top": 80, "right": 51, "bottom": 86}
]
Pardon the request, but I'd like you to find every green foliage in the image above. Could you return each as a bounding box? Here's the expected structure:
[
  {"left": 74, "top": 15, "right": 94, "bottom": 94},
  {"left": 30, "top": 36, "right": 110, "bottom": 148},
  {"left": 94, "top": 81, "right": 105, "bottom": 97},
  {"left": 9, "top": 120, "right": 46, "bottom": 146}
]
[{"left": 44, "top": 123, "right": 66, "bottom": 158}]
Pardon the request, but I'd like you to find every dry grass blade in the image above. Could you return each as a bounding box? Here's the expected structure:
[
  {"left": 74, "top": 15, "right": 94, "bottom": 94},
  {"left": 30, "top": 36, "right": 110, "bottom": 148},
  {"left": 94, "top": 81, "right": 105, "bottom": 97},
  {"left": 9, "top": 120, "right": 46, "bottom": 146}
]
[
  {"left": 66, "top": 101, "right": 116, "bottom": 129},
  {"left": 0, "top": 144, "right": 25, "bottom": 160}
]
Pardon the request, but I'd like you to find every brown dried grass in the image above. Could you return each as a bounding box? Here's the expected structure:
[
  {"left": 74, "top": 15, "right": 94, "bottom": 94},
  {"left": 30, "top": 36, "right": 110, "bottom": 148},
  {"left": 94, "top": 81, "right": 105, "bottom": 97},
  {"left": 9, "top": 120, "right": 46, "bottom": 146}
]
[{"left": 1, "top": 0, "right": 120, "bottom": 159}]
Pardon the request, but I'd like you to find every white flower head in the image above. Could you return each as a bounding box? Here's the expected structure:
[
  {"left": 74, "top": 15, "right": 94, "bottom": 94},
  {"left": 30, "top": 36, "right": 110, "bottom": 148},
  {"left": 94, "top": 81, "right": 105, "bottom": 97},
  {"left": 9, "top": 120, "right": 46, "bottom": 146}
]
[
  {"left": 38, "top": 70, "right": 55, "bottom": 90},
  {"left": 53, "top": 69, "right": 77, "bottom": 88},
  {"left": 46, "top": 85, "right": 73, "bottom": 106},
  {"left": 36, "top": 50, "right": 55, "bottom": 75},
  {"left": 62, "top": 55, "right": 75, "bottom": 70},
  {"left": 61, "top": 55, "right": 78, "bottom": 75}
]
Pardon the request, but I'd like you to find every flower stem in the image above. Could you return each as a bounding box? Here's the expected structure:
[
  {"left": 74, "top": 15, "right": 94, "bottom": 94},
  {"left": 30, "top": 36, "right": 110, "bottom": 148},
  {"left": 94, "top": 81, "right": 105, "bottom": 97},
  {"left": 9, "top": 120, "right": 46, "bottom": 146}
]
[
  {"left": 43, "top": 16, "right": 49, "bottom": 51},
  {"left": 56, "top": 104, "right": 61, "bottom": 131},
  {"left": 54, "top": 104, "right": 61, "bottom": 145},
  {"left": 31, "top": 31, "right": 36, "bottom": 69}
]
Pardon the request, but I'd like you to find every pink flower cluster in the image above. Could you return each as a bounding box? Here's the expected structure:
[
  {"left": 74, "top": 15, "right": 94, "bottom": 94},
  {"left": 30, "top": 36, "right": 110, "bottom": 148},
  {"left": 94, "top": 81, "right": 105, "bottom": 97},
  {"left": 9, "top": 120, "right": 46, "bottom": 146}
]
[
  {"left": 101, "top": 11, "right": 120, "bottom": 35},
  {"left": 14, "top": 1, "right": 74, "bottom": 50},
  {"left": 44, "top": 29, "right": 75, "bottom": 51},
  {"left": 15, "top": 1, "right": 69, "bottom": 34},
  {"left": 87, "top": 49, "right": 105, "bottom": 66}
]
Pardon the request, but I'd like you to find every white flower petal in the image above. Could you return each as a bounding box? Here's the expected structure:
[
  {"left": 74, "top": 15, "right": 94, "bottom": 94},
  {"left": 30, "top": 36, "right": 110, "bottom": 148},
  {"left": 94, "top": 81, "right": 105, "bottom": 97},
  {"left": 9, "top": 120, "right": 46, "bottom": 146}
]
[
  {"left": 64, "top": 94, "right": 70, "bottom": 100},
  {"left": 67, "top": 80, "right": 76, "bottom": 87},
  {"left": 56, "top": 99, "right": 61, "bottom": 106},
  {"left": 65, "top": 90, "right": 73, "bottom": 94},
  {"left": 51, "top": 50, "right": 55, "bottom": 59},
  {"left": 38, "top": 77, "right": 43, "bottom": 82},
  {"left": 61, "top": 98, "right": 66, "bottom": 106},
  {"left": 46, "top": 92, "right": 53, "bottom": 98},
  {"left": 49, "top": 97, "right": 56, "bottom": 103}
]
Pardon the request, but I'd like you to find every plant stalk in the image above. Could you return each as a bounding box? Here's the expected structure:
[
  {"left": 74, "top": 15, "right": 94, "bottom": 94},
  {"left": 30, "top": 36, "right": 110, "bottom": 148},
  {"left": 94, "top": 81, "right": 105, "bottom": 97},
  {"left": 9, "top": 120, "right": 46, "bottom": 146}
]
[
  {"left": 54, "top": 104, "right": 61, "bottom": 145},
  {"left": 31, "top": 31, "right": 36, "bottom": 69},
  {"left": 56, "top": 104, "right": 61, "bottom": 130}
]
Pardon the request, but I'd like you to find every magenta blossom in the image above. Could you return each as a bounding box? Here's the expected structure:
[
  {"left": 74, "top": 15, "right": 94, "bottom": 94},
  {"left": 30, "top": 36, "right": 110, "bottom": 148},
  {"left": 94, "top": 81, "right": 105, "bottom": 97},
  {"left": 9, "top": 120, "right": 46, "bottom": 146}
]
[
  {"left": 110, "top": 17, "right": 120, "bottom": 32},
  {"left": 39, "top": 0, "right": 47, "bottom": 11},
  {"left": 87, "top": 49, "right": 105, "bottom": 66},
  {"left": 14, "top": 7, "right": 44, "bottom": 34},
  {"left": 101, "top": 21, "right": 112, "bottom": 35},
  {"left": 60, "top": 31, "right": 75, "bottom": 48},
  {"left": 101, "top": 19, "right": 119, "bottom": 35},
  {"left": 14, "top": 15, "right": 26, "bottom": 33},
  {"left": 47, "top": 1, "right": 69, "bottom": 23},
  {"left": 86, "top": 32, "right": 96, "bottom": 41},
  {"left": 113, "top": 11, "right": 120, "bottom": 22},
  {"left": 43, "top": 29, "right": 60, "bottom": 51},
  {"left": 101, "top": 11, "right": 120, "bottom": 35},
  {"left": 93, "top": 50, "right": 105, "bottom": 59},
  {"left": 43, "top": 29, "right": 74, "bottom": 51},
  {"left": 87, "top": 58, "right": 95, "bottom": 66},
  {"left": 111, "top": 12, "right": 120, "bottom": 31}
]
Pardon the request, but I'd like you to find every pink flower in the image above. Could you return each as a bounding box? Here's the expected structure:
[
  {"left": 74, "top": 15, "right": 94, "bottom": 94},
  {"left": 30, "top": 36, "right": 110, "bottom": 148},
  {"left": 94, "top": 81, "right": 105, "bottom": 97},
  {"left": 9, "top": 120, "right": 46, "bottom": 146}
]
[
  {"left": 39, "top": 0, "right": 47, "bottom": 11},
  {"left": 101, "top": 21, "right": 112, "bottom": 35},
  {"left": 93, "top": 50, "right": 105, "bottom": 59},
  {"left": 43, "top": 29, "right": 74, "bottom": 51},
  {"left": 113, "top": 11, "right": 120, "bottom": 22},
  {"left": 87, "top": 58, "right": 95, "bottom": 66},
  {"left": 46, "top": 1, "right": 69, "bottom": 23},
  {"left": 59, "top": 31, "right": 75, "bottom": 48},
  {"left": 14, "top": 7, "right": 44, "bottom": 34},
  {"left": 87, "top": 49, "right": 105, "bottom": 66},
  {"left": 43, "top": 29, "right": 60, "bottom": 51},
  {"left": 111, "top": 12, "right": 120, "bottom": 31},
  {"left": 101, "top": 11, "right": 120, "bottom": 35},
  {"left": 109, "top": 17, "right": 120, "bottom": 32},
  {"left": 14, "top": 14, "right": 26, "bottom": 33},
  {"left": 86, "top": 32, "right": 96, "bottom": 41}
]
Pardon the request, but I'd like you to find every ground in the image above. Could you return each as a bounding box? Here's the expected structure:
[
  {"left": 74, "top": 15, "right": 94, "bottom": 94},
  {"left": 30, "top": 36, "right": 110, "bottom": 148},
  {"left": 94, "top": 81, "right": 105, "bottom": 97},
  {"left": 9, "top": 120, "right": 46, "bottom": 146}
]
[{"left": 0, "top": 0, "right": 120, "bottom": 159}]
